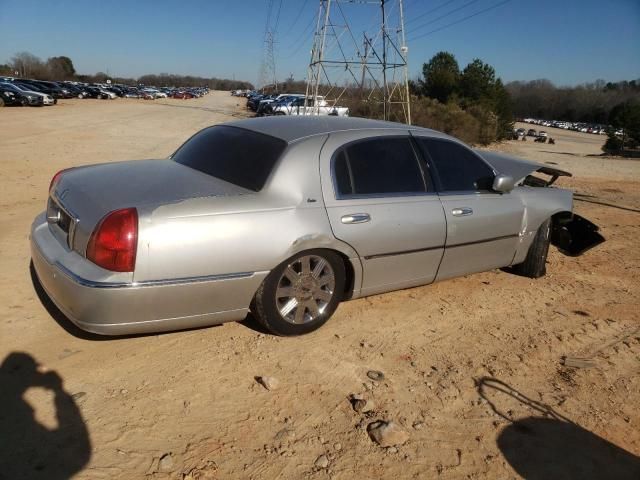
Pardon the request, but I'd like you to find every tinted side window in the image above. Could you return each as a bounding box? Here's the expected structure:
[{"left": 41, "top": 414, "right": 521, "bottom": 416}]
[
  {"left": 172, "top": 126, "right": 287, "bottom": 192},
  {"left": 334, "top": 138, "right": 426, "bottom": 196},
  {"left": 419, "top": 138, "right": 494, "bottom": 191}
]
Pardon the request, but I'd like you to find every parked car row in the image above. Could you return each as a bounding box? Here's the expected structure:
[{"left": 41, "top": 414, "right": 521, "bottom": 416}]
[
  {"left": 241, "top": 91, "right": 349, "bottom": 117},
  {"left": 0, "top": 76, "right": 209, "bottom": 107},
  {"left": 514, "top": 128, "right": 548, "bottom": 138},
  {"left": 522, "top": 118, "right": 609, "bottom": 135}
]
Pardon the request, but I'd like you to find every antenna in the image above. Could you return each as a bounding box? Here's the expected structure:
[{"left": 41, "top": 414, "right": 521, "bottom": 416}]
[{"left": 304, "top": 0, "right": 411, "bottom": 124}]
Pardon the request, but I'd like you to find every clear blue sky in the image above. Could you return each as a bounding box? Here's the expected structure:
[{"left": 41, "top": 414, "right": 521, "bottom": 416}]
[{"left": 0, "top": 0, "right": 638, "bottom": 86}]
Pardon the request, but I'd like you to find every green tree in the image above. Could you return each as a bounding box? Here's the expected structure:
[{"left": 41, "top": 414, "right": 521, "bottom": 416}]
[
  {"left": 46, "top": 56, "right": 76, "bottom": 80},
  {"left": 459, "top": 59, "right": 513, "bottom": 139},
  {"left": 604, "top": 99, "right": 640, "bottom": 154},
  {"left": 420, "top": 51, "right": 460, "bottom": 103},
  {"left": 460, "top": 59, "right": 497, "bottom": 102},
  {"left": 0, "top": 64, "right": 14, "bottom": 76}
]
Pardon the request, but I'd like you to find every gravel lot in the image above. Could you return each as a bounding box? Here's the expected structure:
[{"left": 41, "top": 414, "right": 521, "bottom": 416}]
[{"left": 1, "top": 93, "right": 638, "bottom": 479}]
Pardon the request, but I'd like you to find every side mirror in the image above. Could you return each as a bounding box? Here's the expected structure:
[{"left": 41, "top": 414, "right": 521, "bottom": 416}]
[{"left": 492, "top": 174, "right": 515, "bottom": 193}]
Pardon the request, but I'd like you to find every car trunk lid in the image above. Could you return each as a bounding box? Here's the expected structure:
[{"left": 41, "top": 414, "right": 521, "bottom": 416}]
[{"left": 50, "top": 159, "right": 252, "bottom": 254}]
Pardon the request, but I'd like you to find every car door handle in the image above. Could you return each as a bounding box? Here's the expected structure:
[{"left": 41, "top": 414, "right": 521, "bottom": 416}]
[
  {"left": 341, "top": 213, "right": 371, "bottom": 224},
  {"left": 452, "top": 207, "right": 473, "bottom": 217}
]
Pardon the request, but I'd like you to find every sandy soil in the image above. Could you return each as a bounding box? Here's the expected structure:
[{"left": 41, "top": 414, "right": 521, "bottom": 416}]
[{"left": 1, "top": 93, "right": 638, "bottom": 479}]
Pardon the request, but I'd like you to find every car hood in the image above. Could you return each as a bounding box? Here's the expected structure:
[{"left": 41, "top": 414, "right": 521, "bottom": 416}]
[{"left": 475, "top": 150, "right": 572, "bottom": 184}]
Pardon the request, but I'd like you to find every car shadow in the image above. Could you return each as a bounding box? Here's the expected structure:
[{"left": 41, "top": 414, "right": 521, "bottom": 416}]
[
  {"left": 476, "top": 377, "right": 640, "bottom": 479},
  {"left": 239, "top": 311, "right": 271, "bottom": 335},
  {"left": 0, "top": 352, "right": 91, "bottom": 479}
]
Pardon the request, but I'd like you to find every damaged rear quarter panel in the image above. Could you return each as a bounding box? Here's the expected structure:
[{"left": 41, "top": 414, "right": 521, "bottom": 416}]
[{"left": 511, "top": 186, "right": 574, "bottom": 265}]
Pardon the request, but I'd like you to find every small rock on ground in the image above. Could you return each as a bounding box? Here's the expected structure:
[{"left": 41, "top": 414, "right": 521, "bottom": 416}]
[
  {"left": 368, "top": 421, "right": 410, "bottom": 447},
  {"left": 257, "top": 376, "right": 280, "bottom": 390},
  {"left": 315, "top": 454, "right": 330, "bottom": 469},
  {"left": 158, "top": 453, "right": 174, "bottom": 471}
]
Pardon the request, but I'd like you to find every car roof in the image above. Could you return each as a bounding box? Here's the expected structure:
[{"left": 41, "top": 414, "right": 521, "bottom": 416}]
[{"left": 223, "top": 116, "right": 447, "bottom": 143}]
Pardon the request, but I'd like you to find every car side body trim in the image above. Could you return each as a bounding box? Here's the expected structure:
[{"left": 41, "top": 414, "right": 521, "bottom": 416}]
[
  {"left": 362, "top": 234, "right": 520, "bottom": 261},
  {"left": 53, "top": 261, "right": 256, "bottom": 289},
  {"left": 364, "top": 245, "right": 443, "bottom": 260},
  {"left": 447, "top": 234, "right": 520, "bottom": 249}
]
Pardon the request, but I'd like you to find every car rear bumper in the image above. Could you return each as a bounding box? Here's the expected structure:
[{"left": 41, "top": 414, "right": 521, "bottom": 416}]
[{"left": 30, "top": 213, "right": 267, "bottom": 335}]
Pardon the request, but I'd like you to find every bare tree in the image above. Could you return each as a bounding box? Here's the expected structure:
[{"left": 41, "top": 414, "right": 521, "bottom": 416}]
[{"left": 10, "top": 51, "right": 46, "bottom": 79}]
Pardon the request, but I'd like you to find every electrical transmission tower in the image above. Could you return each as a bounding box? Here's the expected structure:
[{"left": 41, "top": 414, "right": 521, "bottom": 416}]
[
  {"left": 259, "top": 0, "right": 279, "bottom": 92},
  {"left": 305, "top": 0, "right": 411, "bottom": 124}
]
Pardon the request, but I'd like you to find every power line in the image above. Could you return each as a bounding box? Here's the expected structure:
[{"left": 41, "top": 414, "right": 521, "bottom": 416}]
[
  {"left": 279, "top": 11, "right": 317, "bottom": 59},
  {"left": 273, "top": 0, "right": 284, "bottom": 32},
  {"left": 405, "top": 0, "right": 458, "bottom": 26},
  {"left": 288, "top": 0, "right": 311, "bottom": 31},
  {"left": 408, "top": 0, "right": 514, "bottom": 41},
  {"left": 407, "top": 0, "right": 480, "bottom": 35}
]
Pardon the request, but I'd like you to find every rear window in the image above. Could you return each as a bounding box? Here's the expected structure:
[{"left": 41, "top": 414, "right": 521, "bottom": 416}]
[{"left": 172, "top": 125, "right": 287, "bottom": 192}]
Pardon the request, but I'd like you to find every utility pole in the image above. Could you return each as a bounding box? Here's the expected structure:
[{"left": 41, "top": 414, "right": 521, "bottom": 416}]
[{"left": 304, "top": 0, "right": 411, "bottom": 124}]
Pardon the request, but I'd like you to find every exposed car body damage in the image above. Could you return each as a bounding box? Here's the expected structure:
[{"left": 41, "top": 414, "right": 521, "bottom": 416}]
[
  {"left": 476, "top": 150, "right": 572, "bottom": 185},
  {"left": 476, "top": 149, "right": 604, "bottom": 257},
  {"left": 551, "top": 213, "right": 605, "bottom": 256}
]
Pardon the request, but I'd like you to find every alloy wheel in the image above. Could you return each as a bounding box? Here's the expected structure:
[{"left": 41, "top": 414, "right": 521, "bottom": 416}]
[{"left": 275, "top": 255, "right": 336, "bottom": 324}]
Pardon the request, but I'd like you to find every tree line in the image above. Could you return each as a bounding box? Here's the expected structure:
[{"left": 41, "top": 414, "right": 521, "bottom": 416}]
[
  {"left": 0, "top": 51, "right": 254, "bottom": 90},
  {"left": 506, "top": 78, "right": 640, "bottom": 124}
]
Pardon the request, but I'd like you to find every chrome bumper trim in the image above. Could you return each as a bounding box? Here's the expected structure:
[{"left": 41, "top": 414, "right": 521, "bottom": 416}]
[{"left": 53, "top": 261, "right": 256, "bottom": 289}]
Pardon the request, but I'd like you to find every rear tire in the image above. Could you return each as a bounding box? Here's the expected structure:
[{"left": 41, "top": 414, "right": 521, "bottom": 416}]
[
  {"left": 513, "top": 218, "right": 551, "bottom": 278},
  {"left": 253, "top": 250, "right": 345, "bottom": 336}
]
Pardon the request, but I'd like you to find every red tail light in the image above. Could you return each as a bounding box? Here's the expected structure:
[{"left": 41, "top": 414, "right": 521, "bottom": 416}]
[{"left": 86, "top": 208, "right": 138, "bottom": 272}]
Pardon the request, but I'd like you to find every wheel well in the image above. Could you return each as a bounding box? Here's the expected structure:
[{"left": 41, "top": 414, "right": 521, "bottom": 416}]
[
  {"left": 334, "top": 250, "right": 356, "bottom": 300},
  {"left": 551, "top": 210, "right": 573, "bottom": 225}
]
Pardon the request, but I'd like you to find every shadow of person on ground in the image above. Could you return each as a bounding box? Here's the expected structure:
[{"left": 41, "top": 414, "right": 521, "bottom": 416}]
[
  {"left": 476, "top": 377, "right": 640, "bottom": 480},
  {"left": 0, "top": 352, "right": 91, "bottom": 480}
]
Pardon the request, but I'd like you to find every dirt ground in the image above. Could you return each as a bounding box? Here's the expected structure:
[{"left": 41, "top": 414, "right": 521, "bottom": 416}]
[{"left": 1, "top": 93, "right": 638, "bottom": 479}]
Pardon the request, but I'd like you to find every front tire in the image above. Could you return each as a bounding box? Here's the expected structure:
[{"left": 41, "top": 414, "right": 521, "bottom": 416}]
[
  {"left": 513, "top": 218, "right": 551, "bottom": 278},
  {"left": 253, "top": 250, "right": 345, "bottom": 336}
]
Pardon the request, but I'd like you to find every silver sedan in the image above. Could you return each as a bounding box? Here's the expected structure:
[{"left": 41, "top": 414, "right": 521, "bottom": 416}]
[{"left": 30, "top": 116, "right": 604, "bottom": 336}]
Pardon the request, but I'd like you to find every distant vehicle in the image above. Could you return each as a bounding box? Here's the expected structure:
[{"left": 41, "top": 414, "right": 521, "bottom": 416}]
[
  {"left": 0, "top": 82, "right": 54, "bottom": 105},
  {"left": 527, "top": 129, "right": 537, "bottom": 137},
  {"left": 99, "top": 88, "right": 118, "bottom": 99},
  {"left": 515, "top": 128, "right": 526, "bottom": 137},
  {"left": 15, "top": 79, "right": 71, "bottom": 99},
  {"left": 0, "top": 87, "right": 32, "bottom": 106},
  {"left": 60, "top": 83, "right": 90, "bottom": 98},
  {"left": 271, "top": 97, "right": 349, "bottom": 117},
  {"left": 171, "top": 91, "right": 196, "bottom": 99},
  {"left": 538, "top": 131, "right": 548, "bottom": 138},
  {"left": 141, "top": 88, "right": 167, "bottom": 98},
  {"left": 84, "top": 86, "right": 111, "bottom": 99},
  {"left": 31, "top": 117, "right": 604, "bottom": 336}
]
